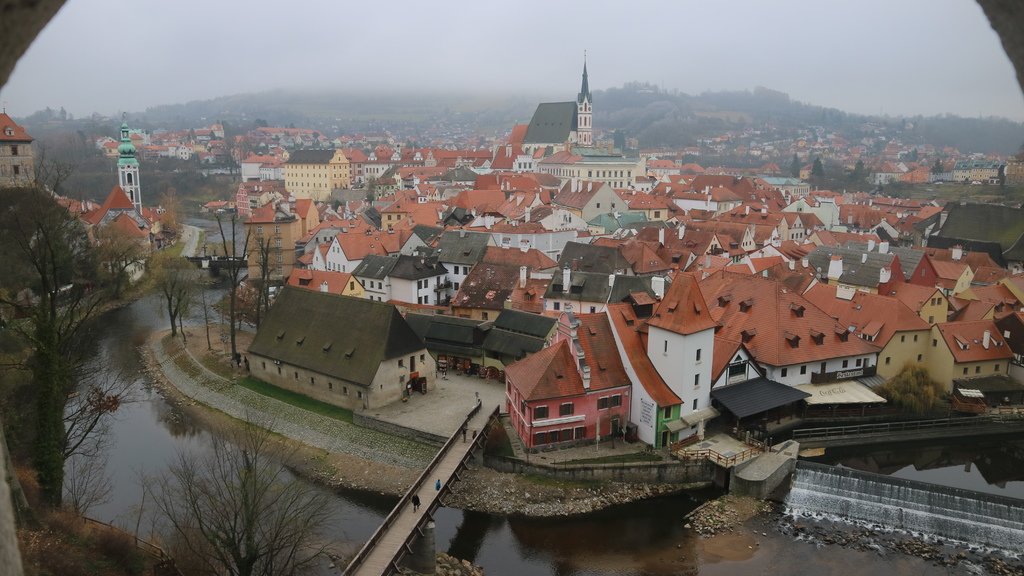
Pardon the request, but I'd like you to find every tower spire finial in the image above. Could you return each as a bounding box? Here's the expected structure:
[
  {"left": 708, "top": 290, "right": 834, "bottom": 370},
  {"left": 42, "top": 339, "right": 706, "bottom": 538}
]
[{"left": 578, "top": 53, "right": 591, "bottom": 104}]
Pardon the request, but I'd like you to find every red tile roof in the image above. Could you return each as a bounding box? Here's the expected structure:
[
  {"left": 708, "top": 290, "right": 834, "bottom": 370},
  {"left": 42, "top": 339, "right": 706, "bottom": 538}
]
[
  {"left": 648, "top": 273, "right": 718, "bottom": 335},
  {"left": 936, "top": 320, "right": 1013, "bottom": 363},
  {"left": 0, "top": 113, "right": 32, "bottom": 142},
  {"left": 699, "top": 271, "right": 879, "bottom": 367},
  {"left": 576, "top": 313, "right": 631, "bottom": 392},
  {"left": 607, "top": 303, "right": 681, "bottom": 406},
  {"left": 505, "top": 340, "right": 584, "bottom": 401},
  {"left": 804, "top": 284, "right": 929, "bottom": 347},
  {"left": 286, "top": 269, "right": 357, "bottom": 294}
]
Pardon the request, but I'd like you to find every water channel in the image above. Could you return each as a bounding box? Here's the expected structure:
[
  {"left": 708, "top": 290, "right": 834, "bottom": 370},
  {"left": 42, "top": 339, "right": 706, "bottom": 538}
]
[{"left": 78, "top": 218, "right": 1023, "bottom": 575}]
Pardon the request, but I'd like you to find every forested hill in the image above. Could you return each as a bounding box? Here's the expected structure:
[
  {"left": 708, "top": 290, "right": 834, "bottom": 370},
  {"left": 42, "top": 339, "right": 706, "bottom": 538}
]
[
  {"left": 594, "top": 83, "right": 1024, "bottom": 155},
  {"left": 22, "top": 84, "right": 1024, "bottom": 155}
]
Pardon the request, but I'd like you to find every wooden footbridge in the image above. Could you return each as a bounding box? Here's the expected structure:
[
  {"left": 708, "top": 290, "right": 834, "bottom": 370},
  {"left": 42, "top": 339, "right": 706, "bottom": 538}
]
[{"left": 344, "top": 402, "right": 499, "bottom": 576}]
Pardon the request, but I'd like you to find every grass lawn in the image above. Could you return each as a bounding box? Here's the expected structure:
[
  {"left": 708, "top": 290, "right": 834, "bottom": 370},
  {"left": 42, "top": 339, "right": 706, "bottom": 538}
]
[
  {"left": 558, "top": 451, "right": 664, "bottom": 466},
  {"left": 236, "top": 376, "right": 353, "bottom": 423}
]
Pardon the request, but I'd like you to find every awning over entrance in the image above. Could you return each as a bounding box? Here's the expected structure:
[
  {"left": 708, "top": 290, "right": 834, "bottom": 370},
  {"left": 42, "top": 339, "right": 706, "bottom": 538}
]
[
  {"left": 711, "top": 377, "right": 811, "bottom": 419},
  {"left": 665, "top": 419, "right": 687, "bottom": 433},
  {"left": 681, "top": 406, "right": 720, "bottom": 426},
  {"left": 795, "top": 380, "right": 887, "bottom": 405}
]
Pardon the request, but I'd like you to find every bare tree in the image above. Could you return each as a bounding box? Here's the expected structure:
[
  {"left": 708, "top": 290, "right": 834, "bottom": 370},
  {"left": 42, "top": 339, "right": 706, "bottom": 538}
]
[
  {"left": 253, "top": 235, "right": 273, "bottom": 327},
  {"left": 0, "top": 185, "right": 103, "bottom": 505},
  {"left": 215, "top": 212, "right": 250, "bottom": 361},
  {"left": 33, "top": 141, "right": 78, "bottom": 195},
  {"left": 147, "top": 424, "right": 329, "bottom": 576},
  {"left": 94, "top": 223, "right": 149, "bottom": 299},
  {"left": 151, "top": 251, "right": 196, "bottom": 339},
  {"left": 63, "top": 452, "right": 112, "bottom": 516},
  {"left": 62, "top": 369, "right": 134, "bottom": 461}
]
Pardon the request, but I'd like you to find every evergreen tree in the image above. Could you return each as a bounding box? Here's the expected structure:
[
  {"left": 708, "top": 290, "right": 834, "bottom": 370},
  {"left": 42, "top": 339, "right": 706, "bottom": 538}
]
[
  {"left": 790, "top": 153, "right": 800, "bottom": 178},
  {"left": 849, "top": 159, "right": 866, "bottom": 183},
  {"left": 932, "top": 158, "right": 944, "bottom": 174},
  {"left": 811, "top": 157, "right": 825, "bottom": 178}
]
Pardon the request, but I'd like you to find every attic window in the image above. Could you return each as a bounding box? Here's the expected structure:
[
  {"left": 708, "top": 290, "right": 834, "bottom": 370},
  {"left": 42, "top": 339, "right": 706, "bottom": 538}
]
[
  {"left": 295, "top": 336, "right": 305, "bottom": 345},
  {"left": 345, "top": 347, "right": 356, "bottom": 358},
  {"left": 588, "top": 326, "right": 597, "bottom": 336},
  {"left": 666, "top": 300, "right": 679, "bottom": 312},
  {"left": 790, "top": 303, "right": 805, "bottom": 318},
  {"left": 276, "top": 330, "right": 286, "bottom": 340},
  {"left": 785, "top": 332, "right": 800, "bottom": 348},
  {"left": 322, "top": 341, "right": 332, "bottom": 352},
  {"left": 741, "top": 328, "right": 757, "bottom": 342},
  {"left": 739, "top": 298, "right": 753, "bottom": 312},
  {"left": 810, "top": 330, "right": 825, "bottom": 345},
  {"left": 717, "top": 295, "right": 732, "bottom": 307}
]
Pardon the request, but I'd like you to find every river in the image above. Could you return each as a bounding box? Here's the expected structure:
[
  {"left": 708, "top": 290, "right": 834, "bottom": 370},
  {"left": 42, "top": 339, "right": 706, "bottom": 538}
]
[{"left": 77, "top": 219, "right": 1022, "bottom": 575}]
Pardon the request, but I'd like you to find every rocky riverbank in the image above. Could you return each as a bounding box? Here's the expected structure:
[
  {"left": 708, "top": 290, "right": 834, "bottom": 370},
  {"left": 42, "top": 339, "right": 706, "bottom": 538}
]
[
  {"left": 396, "top": 553, "right": 485, "bottom": 576},
  {"left": 443, "top": 467, "right": 693, "bottom": 517}
]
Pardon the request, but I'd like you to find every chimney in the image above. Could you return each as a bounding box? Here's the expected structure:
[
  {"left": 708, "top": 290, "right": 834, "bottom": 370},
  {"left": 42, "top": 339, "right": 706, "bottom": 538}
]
[
  {"left": 879, "top": 241, "right": 889, "bottom": 254},
  {"left": 677, "top": 223, "right": 686, "bottom": 239},
  {"left": 952, "top": 245, "right": 963, "bottom": 261},
  {"left": 827, "top": 255, "right": 844, "bottom": 280},
  {"left": 485, "top": 215, "right": 494, "bottom": 229},
  {"left": 658, "top": 228, "right": 665, "bottom": 245},
  {"left": 519, "top": 265, "right": 528, "bottom": 288},
  {"left": 459, "top": 228, "right": 466, "bottom": 238},
  {"left": 801, "top": 258, "right": 809, "bottom": 268},
  {"left": 562, "top": 266, "right": 571, "bottom": 293},
  {"left": 867, "top": 239, "right": 876, "bottom": 252},
  {"left": 608, "top": 273, "right": 616, "bottom": 289},
  {"left": 704, "top": 253, "right": 712, "bottom": 268},
  {"left": 760, "top": 207, "right": 767, "bottom": 215},
  {"left": 652, "top": 276, "right": 665, "bottom": 299},
  {"left": 983, "top": 330, "right": 991, "bottom": 349},
  {"left": 520, "top": 240, "right": 529, "bottom": 253},
  {"left": 745, "top": 205, "right": 750, "bottom": 216},
  {"left": 862, "top": 253, "right": 868, "bottom": 263},
  {"left": 879, "top": 266, "right": 892, "bottom": 285},
  {"left": 789, "top": 259, "right": 796, "bottom": 270},
  {"left": 581, "top": 363, "right": 591, "bottom": 389},
  {"left": 525, "top": 206, "right": 531, "bottom": 222}
]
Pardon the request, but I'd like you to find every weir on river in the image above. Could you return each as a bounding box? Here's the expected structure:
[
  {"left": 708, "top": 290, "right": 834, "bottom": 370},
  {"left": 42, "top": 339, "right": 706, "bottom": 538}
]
[{"left": 785, "top": 460, "right": 1024, "bottom": 551}]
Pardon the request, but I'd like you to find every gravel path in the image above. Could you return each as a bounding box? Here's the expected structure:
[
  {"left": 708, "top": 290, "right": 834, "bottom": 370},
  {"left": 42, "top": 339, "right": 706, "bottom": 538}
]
[
  {"left": 179, "top": 224, "right": 201, "bottom": 258},
  {"left": 150, "top": 336, "right": 436, "bottom": 470}
]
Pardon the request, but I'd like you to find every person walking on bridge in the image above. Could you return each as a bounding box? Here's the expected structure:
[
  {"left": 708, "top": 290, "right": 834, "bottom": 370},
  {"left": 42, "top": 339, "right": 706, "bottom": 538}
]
[{"left": 412, "top": 494, "right": 420, "bottom": 512}]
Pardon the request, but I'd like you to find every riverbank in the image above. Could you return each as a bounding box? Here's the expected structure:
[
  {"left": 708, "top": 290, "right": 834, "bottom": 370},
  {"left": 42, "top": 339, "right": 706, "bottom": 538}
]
[{"left": 143, "top": 326, "right": 711, "bottom": 518}]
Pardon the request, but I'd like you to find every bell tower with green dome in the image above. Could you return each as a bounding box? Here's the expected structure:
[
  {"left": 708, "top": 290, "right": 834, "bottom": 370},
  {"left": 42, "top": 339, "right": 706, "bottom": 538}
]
[{"left": 117, "top": 117, "right": 142, "bottom": 212}]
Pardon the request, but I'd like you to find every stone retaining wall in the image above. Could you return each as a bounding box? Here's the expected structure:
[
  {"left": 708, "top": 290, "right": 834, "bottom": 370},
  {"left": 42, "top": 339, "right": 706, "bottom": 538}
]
[
  {"left": 353, "top": 412, "right": 448, "bottom": 447},
  {"left": 485, "top": 454, "right": 714, "bottom": 484}
]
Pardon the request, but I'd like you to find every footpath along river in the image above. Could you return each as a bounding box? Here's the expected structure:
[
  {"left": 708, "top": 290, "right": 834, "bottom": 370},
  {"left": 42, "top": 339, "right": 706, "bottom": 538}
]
[{"left": 78, "top": 219, "right": 1022, "bottom": 575}]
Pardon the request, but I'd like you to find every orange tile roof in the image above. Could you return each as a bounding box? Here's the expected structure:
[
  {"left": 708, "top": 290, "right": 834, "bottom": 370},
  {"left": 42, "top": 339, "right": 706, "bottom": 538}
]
[
  {"left": 607, "top": 303, "right": 681, "bottom": 406},
  {"left": 286, "top": 269, "right": 357, "bottom": 294},
  {"left": 803, "top": 284, "right": 929, "bottom": 347},
  {"left": 505, "top": 340, "right": 585, "bottom": 401},
  {"left": 699, "top": 271, "right": 879, "bottom": 367},
  {"left": 936, "top": 320, "right": 1013, "bottom": 363},
  {"left": 576, "top": 314, "right": 631, "bottom": 392},
  {"left": 0, "top": 113, "right": 32, "bottom": 142},
  {"left": 648, "top": 273, "right": 717, "bottom": 335}
]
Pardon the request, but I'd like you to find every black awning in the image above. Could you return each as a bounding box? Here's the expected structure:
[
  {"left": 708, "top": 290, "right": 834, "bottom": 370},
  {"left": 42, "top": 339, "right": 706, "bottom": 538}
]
[{"left": 711, "top": 377, "right": 811, "bottom": 419}]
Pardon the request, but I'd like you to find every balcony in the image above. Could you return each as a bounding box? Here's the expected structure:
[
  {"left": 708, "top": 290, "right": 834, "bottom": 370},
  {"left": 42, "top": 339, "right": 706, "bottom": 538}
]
[{"left": 433, "top": 280, "right": 453, "bottom": 292}]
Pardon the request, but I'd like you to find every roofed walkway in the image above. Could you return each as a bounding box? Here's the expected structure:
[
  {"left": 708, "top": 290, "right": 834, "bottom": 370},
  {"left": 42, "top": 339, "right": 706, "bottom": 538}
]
[{"left": 345, "top": 402, "right": 498, "bottom": 576}]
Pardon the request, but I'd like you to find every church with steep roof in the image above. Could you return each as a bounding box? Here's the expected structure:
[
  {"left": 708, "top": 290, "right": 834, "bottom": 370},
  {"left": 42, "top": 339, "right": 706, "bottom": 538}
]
[{"left": 521, "top": 59, "right": 594, "bottom": 154}]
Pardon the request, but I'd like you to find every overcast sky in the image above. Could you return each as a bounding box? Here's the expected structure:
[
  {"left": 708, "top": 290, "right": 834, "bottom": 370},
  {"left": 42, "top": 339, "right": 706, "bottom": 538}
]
[{"left": 2, "top": 0, "right": 1023, "bottom": 121}]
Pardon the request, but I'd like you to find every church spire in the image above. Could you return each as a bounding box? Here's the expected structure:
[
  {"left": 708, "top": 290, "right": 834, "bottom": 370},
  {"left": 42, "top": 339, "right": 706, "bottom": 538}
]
[{"left": 577, "top": 52, "right": 591, "bottom": 104}]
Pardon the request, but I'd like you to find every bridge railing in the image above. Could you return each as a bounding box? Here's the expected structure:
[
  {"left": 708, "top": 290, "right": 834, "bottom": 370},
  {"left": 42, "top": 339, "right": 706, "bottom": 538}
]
[
  {"left": 792, "top": 415, "right": 1014, "bottom": 441},
  {"left": 344, "top": 401, "right": 497, "bottom": 576}
]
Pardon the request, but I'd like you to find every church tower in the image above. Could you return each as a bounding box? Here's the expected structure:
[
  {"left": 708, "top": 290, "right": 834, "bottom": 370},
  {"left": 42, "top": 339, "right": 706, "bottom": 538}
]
[
  {"left": 117, "top": 119, "right": 142, "bottom": 212},
  {"left": 576, "top": 55, "right": 593, "bottom": 147}
]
